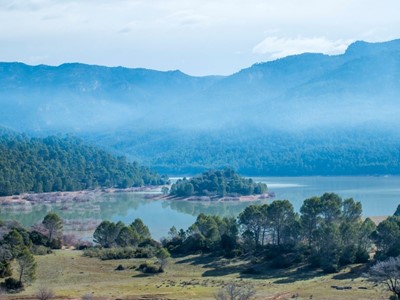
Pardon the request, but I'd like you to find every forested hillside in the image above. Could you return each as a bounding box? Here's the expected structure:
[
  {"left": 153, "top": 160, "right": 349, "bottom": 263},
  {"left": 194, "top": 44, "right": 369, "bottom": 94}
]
[
  {"left": 0, "top": 132, "right": 168, "bottom": 196},
  {"left": 91, "top": 127, "right": 400, "bottom": 176}
]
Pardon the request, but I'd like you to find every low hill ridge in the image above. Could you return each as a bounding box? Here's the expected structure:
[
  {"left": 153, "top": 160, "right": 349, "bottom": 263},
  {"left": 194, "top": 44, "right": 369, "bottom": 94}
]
[{"left": 0, "top": 134, "right": 168, "bottom": 196}]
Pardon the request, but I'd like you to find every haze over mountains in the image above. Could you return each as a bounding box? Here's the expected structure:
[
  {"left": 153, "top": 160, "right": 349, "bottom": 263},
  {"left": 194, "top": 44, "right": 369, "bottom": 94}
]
[{"left": 1, "top": 39, "right": 400, "bottom": 175}]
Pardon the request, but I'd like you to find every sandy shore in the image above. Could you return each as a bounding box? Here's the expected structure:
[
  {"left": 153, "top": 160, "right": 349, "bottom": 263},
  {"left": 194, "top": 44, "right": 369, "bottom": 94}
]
[{"left": 0, "top": 186, "right": 161, "bottom": 206}]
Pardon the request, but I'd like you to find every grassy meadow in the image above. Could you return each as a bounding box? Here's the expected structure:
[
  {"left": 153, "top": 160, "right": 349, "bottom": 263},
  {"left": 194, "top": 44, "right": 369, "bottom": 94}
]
[{"left": 3, "top": 250, "right": 390, "bottom": 300}]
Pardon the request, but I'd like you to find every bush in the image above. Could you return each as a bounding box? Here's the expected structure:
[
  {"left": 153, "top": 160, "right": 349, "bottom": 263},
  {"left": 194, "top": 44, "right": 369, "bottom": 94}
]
[
  {"left": 0, "top": 261, "right": 12, "bottom": 278},
  {"left": 264, "top": 244, "right": 295, "bottom": 260},
  {"left": 221, "top": 246, "right": 241, "bottom": 258},
  {"left": 76, "top": 241, "right": 93, "bottom": 250},
  {"left": 1, "top": 278, "right": 23, "bottom": 292},
  {"left": 339, "top": 245, "right": 357, "bottom": 266},
  {"left": 31, "top": 245, "right": 52, "bottom": 256},
  {"left": 138, "top": 262, "right": 162, "bottom": 274},
  {"left": 321, "top": 262, "right": 339, "bottom": 274},
  {"left": 241, "top": 267, "right": 261, "bottom": 275},
  {"left": 82, "top": 247, "right": 102, "bottom": 258},
  {"left": 220, "top": 234, "right": 239, "bottom": 256},
  {"left": 48, "top": 239, "right": 62, "bottom": 249},
  {"left": 36, "top": 286, "right": 55, "bottom": 300},
  {"left": 138, "top": 239, "right": 160, "bottom": 248},
  {"left": 270, "top": 253, "right": 301, "bottom": 269},
  {"left": 183, "top": 233, "right": 207, "bottom": 253},
  {"left": 29, "top": 231, "right": 49, "bottom": 246},
  {"left": 134, "top": 247, "right": 153, "bottom": 258},
  {"left": 62, "top": 234, "right": 80, "bottom": 247},
  {"left": 308, "top": 253, "right": 321, "bottom": 268},
  {"left": 374, "top": 251, "right": 388, "bottom": 262},
  {"left": 355, "top": 248, "right": 370, "bottom": 263},
  {"left": 83, "top": 247, "right": 154, "bottom": 260},
  {"left": 386, "top": 245, "right": 400, "bottom": 258},
  {"left": 215, "top": 282, "right": 255, "bottom": 300}
]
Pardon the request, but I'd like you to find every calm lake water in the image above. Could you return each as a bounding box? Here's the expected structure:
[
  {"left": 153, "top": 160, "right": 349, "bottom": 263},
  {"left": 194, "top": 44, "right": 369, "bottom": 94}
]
[{"left": 1, "top": 176, "right": 399, "bottom": 240}]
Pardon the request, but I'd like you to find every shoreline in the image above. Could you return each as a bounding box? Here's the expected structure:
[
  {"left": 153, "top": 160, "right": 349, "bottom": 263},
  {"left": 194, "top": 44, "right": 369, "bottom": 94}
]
[
  {"left": 0, "top": 186, "right": 162, "bottom": 206},
  {"left": 0, "top": 189, "right": 390, "bottom": 225},
  {"left": 159, "top": 192, "right": 274, "bottom": 202},
  {"left": 0, "top": 188, "right": 275, "bottom": 206}
]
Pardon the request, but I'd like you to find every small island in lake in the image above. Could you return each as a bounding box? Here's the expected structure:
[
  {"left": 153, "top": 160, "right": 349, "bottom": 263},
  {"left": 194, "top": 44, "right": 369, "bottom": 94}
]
[{"left": 168, "top": 168, "right": 270, "bottom": 201}]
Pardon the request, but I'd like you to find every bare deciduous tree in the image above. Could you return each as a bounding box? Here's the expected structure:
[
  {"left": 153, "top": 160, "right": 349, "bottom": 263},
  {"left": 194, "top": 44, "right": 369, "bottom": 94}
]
[
  {"left": 215, "top": 282, "right": 256, "bottom": 300},
  {"left": 62, "top": 234, "right": 79, "bottom": 247},
  {"left": 366, "top": 256, "right": 400, "bottom": 299},
  {"left": 36, "top": 286, "right": 55, "bottom": 300}
]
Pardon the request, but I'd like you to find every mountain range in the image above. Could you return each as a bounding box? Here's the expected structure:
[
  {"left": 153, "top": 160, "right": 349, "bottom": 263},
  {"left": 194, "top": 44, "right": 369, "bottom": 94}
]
[{"left": 1, "top": 39, "right": 400, "bottom": 175}]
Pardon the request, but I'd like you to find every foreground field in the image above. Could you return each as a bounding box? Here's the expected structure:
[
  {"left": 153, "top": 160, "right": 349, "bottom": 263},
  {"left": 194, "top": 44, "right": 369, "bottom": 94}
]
[{"left": 5, "top": 250, "right": 389, "bottom": 300}]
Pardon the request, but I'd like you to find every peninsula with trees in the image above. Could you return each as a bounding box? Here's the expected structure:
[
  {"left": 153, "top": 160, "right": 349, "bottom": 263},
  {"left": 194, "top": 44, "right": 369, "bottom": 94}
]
[
  {"left": 0, "top": 132, "right": 168, "bottom": 197},
  {"left": 169, "top": 169, "right": 268, "bottom": 200}
]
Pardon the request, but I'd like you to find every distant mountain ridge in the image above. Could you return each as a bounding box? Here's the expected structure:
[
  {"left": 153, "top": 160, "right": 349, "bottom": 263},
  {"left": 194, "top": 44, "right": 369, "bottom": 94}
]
[
  {"left": 1, "top": 39, "right": 400, "bottom": 175},
  {"left": 0, "top": 39, "right": 399, "bottom": 132}
]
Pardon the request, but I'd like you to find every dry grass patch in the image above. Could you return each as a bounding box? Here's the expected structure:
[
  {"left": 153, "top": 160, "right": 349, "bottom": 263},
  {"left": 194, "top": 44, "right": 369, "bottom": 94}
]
[{"left": 3, "top": 250, "right": 391, "bottom": 300}]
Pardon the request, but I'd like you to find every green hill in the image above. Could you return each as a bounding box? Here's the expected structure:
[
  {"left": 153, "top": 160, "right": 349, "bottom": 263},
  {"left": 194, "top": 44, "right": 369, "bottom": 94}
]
[{"left": 0, "top": 133, "right": 168, "bottom": 196}]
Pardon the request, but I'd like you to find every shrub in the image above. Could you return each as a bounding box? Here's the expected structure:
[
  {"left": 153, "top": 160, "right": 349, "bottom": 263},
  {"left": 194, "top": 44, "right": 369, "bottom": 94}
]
[
  {"left": 77, "top": 241, "right": 93, "bottom": 250},
  {"left": 0, "top": 261, "right": 12, "bottom": 278},
  {"left": 241, "top": 267, "right": 261, "bottom": 275},
  {"left": 270, "top": 254, "right": 298, "bottom": 269},
  {"left": 36, "top": 286, "right": 55, "bottom": 300},
  {"left": 308, "top": 253, "right": 321, "bottom": 268},
  {"left": 355, "top": 248, "right": 370, "bottom": 263},
  {"left": 29, "top": 231, "right": 49, "bottom": 246},
  {"left": 115, "top": 264, "right": 125, "bottom": 271},
  {"left": 83, "top": 247, "right": 153, "bottom": 260},
  {"left": 62, "top": 234, "right": 80, "bottom": 247},
  {"left": 48, "top": 239, "right": 62, "bottom": 250},
  {"left": 322, "top": 262, "right": 339, "bottom": 274},
  {"left": 138, "top": 262, "right": 162, "bottom": 274},
  {"left": 82, "top": 247, "right": 102, "bottom": 258},
  {"left": 264, "top": 245, "right": 289, "bottom": 260},
  {"left": 134, "top": 247, "right": 153, "bottom": 258},
  {"left": 183, "top": 233, "right": 207, "bottom": 253},
  {"left": 215, "top": 282, "right": 255, "bottom": 300},
  {"left": 339, "top": 245, "right": 357, "bottom": 266},
  {"left": 31, "top": 245, "right": 51, "bottom": 256},
  {"left": 1, "top": 278, "right": 23, "bottom": 292},
  {"left": 138, "top": 239, "right": 160, "bottom": 248}
]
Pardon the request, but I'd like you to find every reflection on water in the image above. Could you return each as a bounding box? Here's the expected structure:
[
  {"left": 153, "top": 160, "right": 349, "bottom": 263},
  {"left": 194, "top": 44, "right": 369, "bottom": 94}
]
[
  {"left": 1, "top": 176, "right": 399, "bottom": 240},
  {"left": 163, "top": 199, "right": 268, "bottom": 217},
  {"left": 256, "top": 176, "right": 400, "bottom": 216}
]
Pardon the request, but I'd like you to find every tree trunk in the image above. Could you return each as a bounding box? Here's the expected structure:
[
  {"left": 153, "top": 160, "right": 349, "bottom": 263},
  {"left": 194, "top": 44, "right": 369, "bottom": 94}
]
[{"left": 19, "top": 266, "right": 23, "bottom": 282}]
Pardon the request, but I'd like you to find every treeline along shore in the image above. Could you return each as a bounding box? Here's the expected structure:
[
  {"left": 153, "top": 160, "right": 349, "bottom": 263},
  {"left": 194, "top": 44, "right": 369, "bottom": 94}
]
[{"left": 0, "top": 133, "right": 168, "bottom": 197}]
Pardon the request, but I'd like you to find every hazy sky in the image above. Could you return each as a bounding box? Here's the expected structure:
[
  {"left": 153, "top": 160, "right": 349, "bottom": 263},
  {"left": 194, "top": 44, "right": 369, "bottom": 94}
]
[{"left": 1, "top": 0, "right": 399, "bottom": 75}]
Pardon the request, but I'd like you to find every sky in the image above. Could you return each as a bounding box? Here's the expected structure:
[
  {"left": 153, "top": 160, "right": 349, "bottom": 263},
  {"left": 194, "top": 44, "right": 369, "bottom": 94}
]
[{"left": 1, "top": 0, "right": 399, "bottom": 76}]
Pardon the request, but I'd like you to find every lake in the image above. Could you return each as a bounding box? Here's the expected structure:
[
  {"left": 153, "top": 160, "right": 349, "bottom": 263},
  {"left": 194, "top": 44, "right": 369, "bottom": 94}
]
[{"left": 1, "top": 176, "right": 399, "bottom": 240}]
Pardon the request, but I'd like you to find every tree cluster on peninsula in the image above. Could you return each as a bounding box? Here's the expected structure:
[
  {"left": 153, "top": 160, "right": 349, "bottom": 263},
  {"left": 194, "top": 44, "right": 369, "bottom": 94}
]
[{"left": 169, "top": 169, "right": 267, "bottom": 198}]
